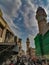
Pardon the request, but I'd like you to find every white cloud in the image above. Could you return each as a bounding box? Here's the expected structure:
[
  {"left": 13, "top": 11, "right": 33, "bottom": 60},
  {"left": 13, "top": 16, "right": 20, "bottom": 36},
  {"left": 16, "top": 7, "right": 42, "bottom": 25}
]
[
  {"left": 22, "top": 0, "right": 38, "bottom": 35},
  {"left": 0, "top": 0, "right": 22, "bottom": 37},
  {"left": 45, "top": 0, "right": 49, "bottom": 22},
  {"left": 28, "top": 0, "right": 37, "bottom": 12},
  {"left": 3, "top": 13, "right": 22, "bottom": 37},
  {"left": 11, "top": 0, "right": 22, "bottom": 18},
  {"left": 0, "top": 0, "right": 22, "bottom": 19},
  {"left": 0, "top": 0, "right": 39, "bottom": 36}
]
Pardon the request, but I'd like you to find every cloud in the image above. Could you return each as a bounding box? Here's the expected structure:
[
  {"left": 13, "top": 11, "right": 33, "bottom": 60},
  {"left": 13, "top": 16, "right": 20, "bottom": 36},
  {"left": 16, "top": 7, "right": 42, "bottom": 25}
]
[
  {"left": 20, "top": 0, "right": 39, "bottom": 35},
  {"left": 3, "top": 13, "right": 22, "bottom": 37},
  {"left": 0, "top": 0, "right": 40, "bottom": 37},
  {"left": 45, "top": 0, "right": 49, "bottom": 22},
  {"left": 0, "top": 0, "right": 21, "bottom": 19},
  {"left": 0, "top": 0, "right": 22, "bottom": 37}
]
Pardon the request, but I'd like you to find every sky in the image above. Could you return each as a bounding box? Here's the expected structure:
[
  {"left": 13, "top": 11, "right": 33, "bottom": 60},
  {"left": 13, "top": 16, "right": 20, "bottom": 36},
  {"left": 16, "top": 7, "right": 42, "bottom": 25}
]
[{"left": 0, "top": 0, "right": 49, "bottom": 51}]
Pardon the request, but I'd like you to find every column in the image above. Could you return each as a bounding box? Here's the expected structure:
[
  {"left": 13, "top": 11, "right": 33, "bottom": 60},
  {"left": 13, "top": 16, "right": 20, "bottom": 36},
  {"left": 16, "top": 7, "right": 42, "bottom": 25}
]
[{"left": 2, "top": 28, "right": 6, "bottom": 42}]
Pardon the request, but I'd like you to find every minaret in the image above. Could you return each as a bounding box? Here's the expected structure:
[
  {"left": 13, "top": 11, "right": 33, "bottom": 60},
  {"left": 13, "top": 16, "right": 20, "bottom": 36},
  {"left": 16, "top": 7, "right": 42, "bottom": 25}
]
[
  {"left": 36, "top": 7, "right": 47, "bottom": 35},
  {"left": 18, "top": 38, "right": 22, "bottom": 50},
  {"left": 14, "top": 36, "right": 17, "bottom": 44},
  {"left": 26, "top": 38, "right": 30, "bottom": 53}
]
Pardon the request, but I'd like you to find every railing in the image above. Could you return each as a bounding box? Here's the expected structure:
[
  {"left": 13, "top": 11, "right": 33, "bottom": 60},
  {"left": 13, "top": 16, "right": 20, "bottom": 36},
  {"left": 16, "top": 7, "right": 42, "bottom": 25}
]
[{"left": 0, "top": 42, "right": 16, "bottom": 45}]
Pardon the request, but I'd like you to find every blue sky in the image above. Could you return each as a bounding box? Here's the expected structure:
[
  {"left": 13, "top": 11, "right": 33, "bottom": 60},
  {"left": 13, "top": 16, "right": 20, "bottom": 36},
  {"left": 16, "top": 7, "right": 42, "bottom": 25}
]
[{"left": 0, "top": 0, "right": 49, "bottom": 51}]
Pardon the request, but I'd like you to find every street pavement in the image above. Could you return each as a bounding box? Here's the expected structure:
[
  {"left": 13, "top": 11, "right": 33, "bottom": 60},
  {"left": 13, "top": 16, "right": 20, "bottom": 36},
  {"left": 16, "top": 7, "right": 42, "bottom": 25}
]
[{"left": 1, "top": 55, "right": 49, "bottom": 65}]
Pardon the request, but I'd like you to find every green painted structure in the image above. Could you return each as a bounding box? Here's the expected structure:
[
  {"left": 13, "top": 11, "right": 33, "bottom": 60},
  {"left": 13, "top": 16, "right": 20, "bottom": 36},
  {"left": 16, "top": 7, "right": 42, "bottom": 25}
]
[
  {"left": 34, "top": 30, "right": 49, "bottom": 56},
  {"left": 34, "top": 7, "right": 49, "bottom": 58},
  {"left": 34, "top": 34, "right": 43, "bottom": 56}
]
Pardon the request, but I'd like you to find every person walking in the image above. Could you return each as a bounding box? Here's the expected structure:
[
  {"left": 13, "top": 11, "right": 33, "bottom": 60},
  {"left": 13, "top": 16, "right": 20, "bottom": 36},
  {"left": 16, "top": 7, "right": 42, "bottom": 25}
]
[
  {"left": 20, "top": 60, "right": 25, "bottom": 65},
  {"left": 9, "top": 60, "right": 14, "bottom": 65}
]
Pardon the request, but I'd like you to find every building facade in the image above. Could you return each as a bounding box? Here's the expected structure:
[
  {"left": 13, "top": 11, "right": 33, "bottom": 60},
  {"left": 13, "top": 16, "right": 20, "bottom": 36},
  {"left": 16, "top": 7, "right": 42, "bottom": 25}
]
[
  {"left": 0, "top": 10, "right": 19, "bottom": 63},
  {"left": 0, "top": 9, "right": 15, "bottom": 44}
]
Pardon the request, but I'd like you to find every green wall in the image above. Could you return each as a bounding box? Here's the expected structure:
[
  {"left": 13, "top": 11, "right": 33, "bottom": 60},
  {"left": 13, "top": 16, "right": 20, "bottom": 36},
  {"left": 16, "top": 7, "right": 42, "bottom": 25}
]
[
  {"left": 34, "top": 34, "right": 43, "bottom": 56},
  {"left": 43, "top": 30, "right": 49, "bottom": 54},
  {"left": 34, "top": 30, "right": 49, "bottom": 56},
  {"left": 34, "top": 30, "right": 49, "bottom": 55}
]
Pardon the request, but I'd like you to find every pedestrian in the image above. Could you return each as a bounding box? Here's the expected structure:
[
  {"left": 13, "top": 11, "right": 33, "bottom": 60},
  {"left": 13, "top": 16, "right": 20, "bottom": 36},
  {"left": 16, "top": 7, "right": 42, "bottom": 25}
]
[
  {"left": 42, "top": 60, "right": 46, "bottom": 65},
  {"left": 2, "top": 62, "right": 6, "bottom": 65},
  {"left": 20, "top": 60, "right": 25, "bottom": 65},
  {"left": 16, "top": 56, "right": 20, "bottom": 65},
  {"left": 9, "top": 60, "right": 14, "bottom": 65}
]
